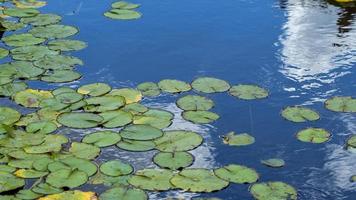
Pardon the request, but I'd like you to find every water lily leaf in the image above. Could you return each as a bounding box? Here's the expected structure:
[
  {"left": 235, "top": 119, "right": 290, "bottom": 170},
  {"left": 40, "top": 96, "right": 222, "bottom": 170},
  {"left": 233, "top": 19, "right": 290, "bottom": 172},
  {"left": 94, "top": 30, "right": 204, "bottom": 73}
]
[
  {"left": 29, "top": 25, "right": 78, "bottom": 39},
  {"left": 182, "top": 110, "right": 219, "bottom": 124},
  {"left": 0, "top": 106, "right": 21, "bottom": 125},
  {"left": 99, "top": 110, "right": 133, "bottom": 128},
  {"left": 171, "top": 169, "right": 229, "bottom": 192},
  {"left": 40, "top": 70, "right": 81, "bottom": 83},
  {"left": 0, "top": 172, "right": 25, "bottom": 192},
  {"left": 137, "top": 82, "right": 160, "bottom": 97},
  {"left": 223, "top": 132, "right": 255, "bottom": 146},
  {"left": 3, "top": 7, "right": 39, "bottom": 17},
  {"left": 0, "top": 61, "right": 45, "bottom": 79},
  {"left": 128, "top": 169, "right": 174, "bottom": 191},
  {"left": 0, "top": 195, "right": 19, "bottom": 200},
  {"left": 33, "top": 157, "right": 54, "bottom": 171},
  {"left": 82, "top": 130, "right": 122, "bottom": 147},
  {"left": 296, "top": 128, "right": 331, "bottom": 143},
  {"left": 192, "top": 77, "right": 230, "bottom": 93},
  {"left": 214, "top": 164, "right": 259, "bottom": 184},
  {"left": 116, "top": 139, "right": 156, "bottom": 152},
  {"left": 158, "top": 79, "right": 191, "bottom": 93},
  {"left": 24, "top": 134, "right": 68, "bottom": 154},
  {"left": 153, "top": 151, "right": 193, "bottom": 170},
  {"left": 249, "top": 181, "right": 297, "bottom": 200},
  {"left": 229, "top": 84, "right": 268, "bottom": 100},
  {"left": 0, "top": 133, "right": 45, "bottom": 148},
  {"left": 2, "top": 33, "right": 45, "bottom": 47},
  {"left": 48, "top": 39, "right": 87, "bottom": 51},
  {"left": 39, "top": 98, "right": 69, "bottom": 111},
  {"left": 13, "top": 0, "right": 46, "bottom": 8},
  {"left": 77, "top": 83, "right": 111, "bottom": 97},
  {"left": 20, "top": 13, "right": 61, "bottom": 26},
  {"left": 10, "top": 45, "right": 59, "bottom": 61},
  {"left": 26, "top": 120, "right": 57, "bottom": 134},
  {"left": 122, "top": 103, "right": 148, "bottom": 115},
  {"left": 120, "top": 124, "right": 163, "bottom": 141},
  {"left": 55, "top": 91, "right": 83, "bottom": 104},
  {"left": 325, "top": 96, "right": 356, "bottom": 113},
  {"left": 0, "top": 20, "right": 25, "bottom": 31},
  {"left": 133, "top": 109, "right": 173, "bottom": 129},
  {"left": 34, "top": 55, "right": 83, "bottom": 70},
  {"left": 346, "top": 135, "right": 356, "bottom": 151},
  {"left": 110, "top": 88, "right": 142, "bottom": 104},
  {"left": 177, "top": 95, "right": 214, "bottom": 111},
  {"left": 14, "top": 89, "right": 53, "bottom": 108},
  {"left": 112, "top": 1, "right": 141, "bottom": 9},
  {"left": 16, "top": 189, "right": 43, "bottom": 199},
  {"left": 0, "top": 82, "right": 27, "bottom": 97},
  {"left": 57, "top": 112, "right": 103, "bottom": 128},
  {"left": 281, "top": 106, "right": 320, "bottom": 123},
  {"left": 100, "top": 186, "right": 147, "bottom": 200},
  {"left": 14, "top": 169, "right": 48, "bottom": 178},
  {"left": 350, "top": 175, "right": 356, "bottom": 182},
  {"left": 100, "top": 160, "right": 133, "bottom": 177},
  {"left": 69, "top": 100, "right": 87, "bottom": 111},
  {"left": 53, "top": 87, "right": 76, "bottom": 95},
  {"left": 0, "top": 47, "right": 9, "bottom": 58},
  {"left": 261, "top": 159, "right": 285, "bottom": 168},
  {"left": 0, "top": 165, "right": 16, "bottom": 173},
  {"left": 46, "top": 168, "right": 88, "bottom": 188},
  {"left": 38, "top": 190, "right": 97, "bottom": 200},
  {"left": 84, "top": 95, "right": 125, "bottom": 112},
  {"left": 31, "top": 183, "right": 63, "bottom": 195},
  {"left": 48, "top": 156, "right": 97, "bottom": 176},
  {"left": 69, "top": 142, "right": 100, "bottom": 160},
  {"left": 104, "top": 9, "right": 142, "bottom": 20},
  {"left": 89, "top": 173, "right": 131, "bottom": 187},
  {"left": 8, "top": 159, "right": 34, "bottom": 169},
  {"left": 154, "top": 130, "right": 203, "bottom": 152}
]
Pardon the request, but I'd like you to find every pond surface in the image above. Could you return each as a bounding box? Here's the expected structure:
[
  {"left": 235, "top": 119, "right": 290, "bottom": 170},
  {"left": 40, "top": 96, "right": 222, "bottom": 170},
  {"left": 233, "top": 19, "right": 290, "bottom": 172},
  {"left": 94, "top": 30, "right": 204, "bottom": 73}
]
[{"left": 1, "top": 0, "right": 356, "bottom": 199}]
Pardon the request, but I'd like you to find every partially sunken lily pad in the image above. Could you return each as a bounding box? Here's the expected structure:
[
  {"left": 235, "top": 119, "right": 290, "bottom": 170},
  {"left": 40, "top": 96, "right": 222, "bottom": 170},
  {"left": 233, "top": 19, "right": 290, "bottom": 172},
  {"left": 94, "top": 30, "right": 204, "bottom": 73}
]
[
  {"left": 100, "top": 187, "right": 147, "bottom": 200},
  {"left": 11, "top": 45, "right": 59, "bottom": 61},
  {"left": 182, "top": 110, "right": 219, "bottom": 124},
  {"left": 158, "top": 79, "right": 191, "bottom": 93},
  {"left": 99, "top": 110, "right": 133, "bottom": 128},
  {"left": 137, "top": 82, "right": 160, "bottom": 97},
  {"left": 40, "top": 70, "right": 81, "bottom": 83},
  {"left": 78, "top": 83, "right": 111, "bottom": 96},
  {"left": 100, "top": 160, "right": 133, "bottom": 177},
  {"left": 154, "top": 130, "right": 203, "bottom": 152},
  {"left": 26, "top": 120, "right": 57, "bottom": 134},
  {"left": 346, "top": 135, "right": 356, "bottom": 151},
  {"left": 46, "top": 168, "right": 88, "bottom": 188},
  {"left": 0, "top": 106, "right": 21, "bottom": 125},
  {"left": 20, "top": 13, "right": 61, "bottom": 26},
  {"left": 128, "top": 169, "right": 174, "bottom": 191},
  {"left": 38, "top": 190, "right": 97, "bottom": 200},
  {"left": 325, "top": 96, "right": 356, "bottom": 113},
  {"left": 48, "top": 39, "right": 87, "bottom": 51},
  {"left": 281, "top": 106, "right": 320, "bottom": 122},
  {"left": 223, "top": 132, "right": 255, "bottom": 146},
  {"left": 296, "top": 128, "right": 331, "bottom": 143},
  {"left": 30, "top": 25, "right": 78, "bottom": 39},
  {"left": 261, "top": 159, "right": 285, "bottom": 168},
  {"left": 14, "top": 89, "right": 53, "bottom": 108},
  {"left": 104, "top": 9, "right": 142, "bottom": 20},
  {"left": 3, "top": 8, "right": 39, "bottom": 17},
  {"left": 192, "top": 77, "right": 230, "bottom": 93},
  {"left": 177, "top": 95, "right": 214, "bottom": 111},
  {"left": 69, "top": 142, "right": 100, "bottom": 160},
  {"left": 57, "top": 112, "right": 103, "bottom": 128},
  {"left": 171, "top": 169, "right": 229, "bottom": 192},
  {"left": 0, "top": 172, "right": 25, "bottom": 192},
  {"left": 2, "top": 33, "right": 45, "bottom": 47},
  {"left": 249, "top": 181, "right": 297, "bottom": 200},
  {"left": 116, "top": 139, "right": 156, "bottom": 152},
  {"left": 110, "top": 88, "right": 142, "bottom": 104},
  {"left": 214, "top": 164, "right": 259, "bottom": 184},
  {"left": 229, "top": 84, "right": 268, "bottom": 100},
  {"left": 120, "top": 124, "right": 163, "bottom": 140},
  {"left": 112, "top": 1, "right": 141, "bottom": 9},
  {"left": 82, "top": 131, "right": 121, "bottom": 147},
  {"left": 153, "top": 151, "right": 194, "bottom": 170}
]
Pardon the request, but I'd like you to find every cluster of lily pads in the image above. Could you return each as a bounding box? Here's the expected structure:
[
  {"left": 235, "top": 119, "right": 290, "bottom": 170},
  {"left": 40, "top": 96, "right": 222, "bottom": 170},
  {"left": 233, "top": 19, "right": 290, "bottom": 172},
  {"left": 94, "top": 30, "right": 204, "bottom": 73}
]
[{"left": 104, "top": 1, "right": 142, "bottom": 20}]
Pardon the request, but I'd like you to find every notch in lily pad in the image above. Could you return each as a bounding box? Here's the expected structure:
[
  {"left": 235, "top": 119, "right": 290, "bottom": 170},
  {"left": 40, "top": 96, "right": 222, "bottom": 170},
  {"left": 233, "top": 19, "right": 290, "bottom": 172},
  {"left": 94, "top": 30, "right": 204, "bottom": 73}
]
[
  {"left": 325, "top": 96, "right": 356, "bottom": 113},
  {"left": 296, "top": 128, "right": 331, "bottom": 144},
  {"left": 281, "top": 106, "right": 320, "bottom": 123},
  {"left": 249, "top": 181, "right": 297, "bottom": 200}
]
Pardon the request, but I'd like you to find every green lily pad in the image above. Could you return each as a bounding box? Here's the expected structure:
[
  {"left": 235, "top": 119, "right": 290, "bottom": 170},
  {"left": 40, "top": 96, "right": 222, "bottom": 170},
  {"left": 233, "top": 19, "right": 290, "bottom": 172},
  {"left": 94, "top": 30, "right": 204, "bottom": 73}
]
[
  {"left": 84, "top": 95, "right": 125, "bottom": 112},
  {"left": 0, "top": 165, "right": 16, "bottom": 173},
  {"left": 47, "top": 156, "right": 97, "bottom": 176},
  {"left": 346, "top": 135, "right": 356, "bottom": 151},
  {"left": 100, "top": 160, "right": 133, "bottom": 177},
  {"left": 325, "top": 96, "right": 356, "bottom": 113},
  {"left": 0, "top": 20, "right": 25, "bottom": 31},
  {"left": 350, "top": 175, "right": 356, "bottom": 182},
  {"left": 69, "top": 142, "right": 100, "bottom": 160},
  {"left": 116, "top": 139, "right": 156, "bottom": 152},
  {"left": 13, "top": 169, "right": 48, "bottom": 178},
  {"left": 2, "top": 33, "right": 45, "bottom": 47},
  {"left": 34, "top": 54, "right": 83, "bottom": 70},
  {"left": 229, "top": 84, "right": 268, "bottom": 100},
  {"left": 0, "top": 82, "right": 27, "bottom": 97},
  {"left": 3, "top": 7, "right": 39, "bottom": 17},
  {"left": 182, "top": 110, "right": 219, "bottom": 124},
  {"left": 48, "top": 39, "right": 87, "bottom": 51},
  {"left": 249, "top": 181, "right": 297, "bottom": 200},
  {"left": 53, "top": 87, "right": 76, "bottom": 95},
  {"left": 57, "top": 112, "right": 103, "bottom": 128},
  {"left": 10, "top": 45, "right": 59, "bottom": 61},
  {"left": 112, "top": 1, "right": 141, "bottom": 9},
  {"left": 20, "top": 13, "right": 61, "bottom": 26},
  {"left": 128, "top": 169, "right": 174, "bottom": 191},
  {"left": 177, "top": 95, "right": 214, "bottom": 111},
  {"left": 31, "top": 183, "right": 63, "bottom": 195},
  {"left": 296, "top": 128, "right": 331, "bottom": 143},
  {"left": 122, "top": 103, "right": 148, "bottom": 115},
  {"left": 0, "top": 47, "right": 9, "bottom": 59},
  {"left": 0, "top": 172, "right": 25, "bottom": 192},
  {"left": 14, "top": 89, "right": 53, "bottom": 108},
  {"left": 24, "top": 134, "right": 68, "bottom": 154},
  {"left": 104, "top": 9, "right": 142, "bottom": 20},
  {"left": 223, "top": 132, "right": 255, "bottom": 146},
  {"left": 46, "top": 168, "right": 88, "bottom": 188},
  {"left": 82, "top": 130, "right": 122, "bottom": 147},
  {"left": 171, "top": 169, "right": 229, "bottom": 192},
  {"left": 100, "top": 186, "right": 147, "bottom": 200},
  {"left": 40, "top": 70, "right": 81, "bottom": 83},
  {"left": 0, "top": 106, "right": 21, "bottom": 125},
  {"left": 158, "top": 79, "right": 191, "bottom": 93},
  {"left": 26, "top": 120, "right": 57, "bottom": 134},
  {"left": 1, "top": 61, "right": 45, "bottom": 79},
  {"left": 154, "top": 130, "right": 203, "bottom": 152},
  {"left": 55, "top": 91, "right": 83, "bottom": 104},
  {"left": 137, "top": 82, "right": 160, "bottom": 97},
  {"left": 39, "top": 98, "right": 69, "bottom": 111},
  {"left": 110, "top": 88, "right": 142, "bottom": 104},
  {"left": 192, "top": 77, "right": 230, "bottom": 93},
  {"left": 33, "top": 157, "right": 54, "bottom": 171},
  {"left": 214, "top": 164, "right": 259, "bottom": 184},
  {"left": 120, "top": 124, "right": 163, "bottom": 140},
  {"left": 99, "top": 110, "right": 133, "bottom": 128},
  {"left": 13, "top": 0, "right": 47, "bottom": 9},
  {"left": 38, "top": 190, "right": 97, "bottom": 200},
  {"left": 133, "top": 108, "right": 173, "bottom": 129},
  {"left": 281, "top": 106, "right": 320, "bottom": 122},
  {"left": 77, "top": 83, "right": 111, "bottom": 97},
  {"left": 16, "top": 189, "right": 43, "bottom": 199},
  {"left": 261, "top": 158, "right": 285, "bottom": 168},
  {"left": 153, "top": 151, "right": 194, "bottom": 170},
  {"left": 29, "top": 25, "right": 78, "bottom": 39}
]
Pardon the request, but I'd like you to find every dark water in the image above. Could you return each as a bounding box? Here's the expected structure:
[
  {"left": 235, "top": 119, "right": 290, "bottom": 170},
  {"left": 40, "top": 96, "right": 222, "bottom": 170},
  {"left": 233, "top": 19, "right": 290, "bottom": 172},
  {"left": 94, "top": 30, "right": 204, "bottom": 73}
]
[{"left": 2, "top": 0, "right": 356, "bottom": 199}]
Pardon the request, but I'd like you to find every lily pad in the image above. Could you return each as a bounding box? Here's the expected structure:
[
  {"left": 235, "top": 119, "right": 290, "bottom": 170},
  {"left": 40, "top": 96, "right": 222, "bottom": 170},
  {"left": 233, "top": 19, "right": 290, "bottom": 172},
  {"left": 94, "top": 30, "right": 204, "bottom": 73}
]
[
  {"left": 325, "top": 96, "right": 356, "bottom": 113},
  {"left": 281, "top": 106, "right": 320, "bottom": 122},
  {"left": 31, "top": 183, "right": 63, "bottom": 195},
  {"left": 249, "top": 181, "right": 297, "bottom": 200},
  {"left": 0, "top": 172, "right": 25, "bottom": 192},
  {"left": 46, "top": 168, "right": 88, "bottom": 188},
  {"left": 57, "top": 112, "right": 103, "bottom": 128},
  {"left": 48, "top": 39, "right": 87, "bottom": 51},
  {"left": 26, "top": 120, "right": 57, "bottom": 134},
  {"left": 15, "top": 189, "right": 43, "bottom": 199},
  {"left": 39, "top": 98, "right": 69, "bottom": 111},
  {"left": 40, "top": 70, "right": 81, "bottom": 83},
  {"left": 99, "top": 110, "right": 133, "bottom": 128},
  {"left": 171, "top": 169, "right": 229, "bottom": 192},
  {"left": 0, "top": 61, "right": 45, "bottom": 79},
  {"left": 214, "top": 164, "right": 259, "bottom": 184},
  {"left": 3, "top": 7, "right": 39, "bottom": 17},
  {"left": 223, "top": 132, "right": 255, "bottom": 146},
  {"left": 122, "top": 103, "right": 148, "bottom": 115},
  {"left": 346, "top": 135, "right": 356, "bottom": 151},
  {"left": 13, "top": 0, "right": 46, "bottom": 9},
  {"left": 29, "top": 24, "right": 78, "bottom": 39},
  {"left": 84, "top": 95, "right": 125, "bottom": 112},
  {"left": 296, "top": 128, "right": 331, "bottom": 143},
  {"left": 20, "top": 13, "right": 61, "bottom": 26},
  {"left": 82, "top": 130, "right": 122, "bottom": 147},
  {"left": 14, "top": 89, "right": 53, "bottom": 108},
  {"left": 182, "top": 110, "right": 219, "bottom": 124},
  {"left": 104, "top": 9, "right": 142, "bottom": 20},
  {"left": 153, "top": 151, "right": 194, "bottom": 170},
  {"left": 229, "top": 84, "right": 268, "bottom": 100},
  {"left": 69, "top": 142, "right": 100, "bottom": 160},
  {"left": 112, "top": 1, "right": 141, "bottom": 9},
  {"left": 133, "top": 109, "right": 173, "bottom": 129},
  {"left": 99, "top": 186, "right": 147, "bottom": 200},
  {"left": 2, "top": 33, "right": 45, "bottom": 47},
  {"left": 110, "top": 88, "right": 142, "bottom": 104},
  {"left": 77, "top": 83, "right": 111, "bottom": 96},
  {"left": 177, "top": 95, "right": 214, "bottom": 111},
  {"left": 13, "top": 169, "right": 48, "bottom": 178},
  {"left": 137, "top": 82, "right": 160, "bottom": 97},
  {"left": 0, "top": 47, "right": 9, "bottom": 59},
  {"left": 128, "top": 169, "right": 174, "bottom": 191},
  {"left": 116, "top": 139, "right": 156, "bottom": 152},
  {"left": 120, "top": 124, "right": 163, "bottom": 140},
  {"left": 158, "top": 79, "right": 191, "bottom": 93},
  {"left": 0, "top": 20, "right": 25, "bottom": 31},
  {"left": 0, "top": 106, "right": 21, "bottom": 125},
  {"left": 350, "top": 175, "right": 356, "bottom": 182},
  {"left": 24, "top": 134, "right": 68, "bottom": 154},
  {"left": 55, "top": 91, "right": 83, "bottom": 104},
  {"left": 34, "top": 54, "right": 83, "bottom": 70},
  {"left": 261, "top": 158, "right": 285, "bottom": 168},
  {"left": 10, "top": 45, "right": 59, "bottom": 61},
  {"left": 47, "top": 156, "right": 97, "bottom": 176},
  {"left": 0, "top": 82, "right": 27, "bottom": 97},
  {"left": 192, "top": 77, "right": 230, "bottom": 93},
  {"left": 100, "top": 160, "right": 133, "bottom": 177},
  {"left": 154, "top": 130, "right": 203, "bottom": 152}
]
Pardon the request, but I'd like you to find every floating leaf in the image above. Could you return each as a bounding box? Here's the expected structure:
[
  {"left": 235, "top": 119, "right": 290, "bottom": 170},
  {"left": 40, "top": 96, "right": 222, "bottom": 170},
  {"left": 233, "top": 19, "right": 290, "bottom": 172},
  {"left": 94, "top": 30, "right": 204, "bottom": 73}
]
[
  {"left": 20, "top": 13, "right": 61, "bottom": 26},
  {"left": 30, "top": 25, "right": 78, "bottom": 39},
  {"left": 122, "top": 103, "right": 148, "bottom": 115},
  {"left": 325, "top": 96, "right": 356, "bottom": 113},
  {"left": 261, "top": 159, "right": 285, "bottom": 168},
  {"left": 34, "top": 55, "right": 83, "bottom": 70},
  {"left": 100, "top": 186, "right": 147, "bottom": 200},
  {"left": 1, "top": 61, "right": 45, "bottom": 79},
  {"left": 11, "top": 45, "right": 59, "bottom": 61},
  {"left": 153, "top": 151, "right": 193, "bottom": 170},
  {"left": 116, "top": 139, "right": 156, "bottom": 152},
  {"left": 2, "top": 33, "right": 45, "bottom": 47},
  {"left": 350, "top": 175, "right": 356, "bottom": 182},
  {"left": 112, "top": 1, "right": 141, "bottom": 9},
  {"left": 133, "top": 109, "right": 173, "bottom": 129},
  {"left": 249, "top": 181, "right": 297, "bottom": 200},
  {"left": 89, "top": 173, "right": 131, "bottom": 187},
  {"left": 48, "top": 156, "right": 97, "bottom": 176},
  {"left": 82, "top": 130, "right": 122, "bottom": 147},
  {"left": 182, "top": 110, "right": 219, "bottom": 124},
  {"left": 38, "top": 190, "right": 97, "bottom": 200},
  {"left": 296, "top": 128, "right": 331, "bottom": 143},
  {"left": 84, "top": 95, "right": 125, "bottom": 112},
  {"left": 14, "top": 169, "right": 48, "bottom": 178},
  {"left": 137, "top": 82, "right": 160, "bottom": 97},
  {"left": 31, "top": 183, "right": 63, "bottom": 195},
  {"left": 110, "top": 88, "right": 142, "bottom": 104},
  {"left": 77, "top": 83, "right": 111, "bottom": 97},
  {"left": 0, "top": 165, "right": 16, "bottom": 173},
  {"left": 0, "top": 106, "right": 21, "bottom": 125},
  {"left": 346, "top": 135, "right": 356, "bottom": 151},
  {"left": 33, "top": 157, "right": 54, "bottom": 171},
  {"left": 229, "top": 84, "right": 268, "bottom": 100},
  {"left": 0, "top": 172, "right": 25, "bottom": 192},
  {"left": 99, "top": 110, "right": 133, "bottom": 128},
  {"left": 281, "top": 106, "right": 320, "bottom": 123},
  {"left": 214, "top": 164, "right": 259, "bottom": 184},
  {"left": 0, "top": 82, "right": 27, "bottom": 97},
  {"left": 0, "top": 20, "right": 25, "bottom": 31},
  {"left": 55, "top": 91, "right": 83, "bottom": 104},
  {"left": 158, "top": 79, "right": 191, "bottom": 93},
  {"left": 171, "top": 169, "right": 229, "bottom": 192},
  {"left": 26, "top": 120, "right": 57, "bottom": 134},
  {"left": 154, "top": 130, "right": 203, "bottom": 152},
  {"left": 24, "top": 134, "right": 68, "bottom": 154},
  {"left": 120, "top": 124, "right": 163, "bottom": 141},
  {"left": 57, "top": 112, "right": 103, "bottom": 128},
  {"left": 39, "top": 98, "right": 69, "bottom": 111},
  {"left": 128, "top": 169, "right": 174, "bottom": 191},
  {"left": 69, "top": 142, "right": 100, "bottom": 160},
  {"left": 104, "top": 9, "right": 142, "bottom": 20},
  {"left": 223, "top": 132, "right": 255, "bottom": 146},
  {"left": 14, "top": 89, "right": 53, "bottom": 108},
  {"left": 100, "top": 160, "right": 133, "bottom": 177},
  {"left": 40, "top": 70, "right": 81, "bottom": 83},
  {"left": 48, "top": 39, "right": 87, "bottom": 51},
  {"left": 46, "top": 168, "right": 88, "bottom": 188},
  {"left": 13, "top": 0, "right": 46, "bottom": 9},
  {"left": 177, "top": 95, "right": 214, "bottom": 111},
  {"left": 3, "top": 7, "right": 39, "bottom": 17},
  {"left": 15, "top": 189, "right": 43, "bottom": 199},
  {"left": 192, "top": 77, "right": 230, "bottom": 93},
  {"left": 0, "top": 47, "right": 9, "bottom": 59}
]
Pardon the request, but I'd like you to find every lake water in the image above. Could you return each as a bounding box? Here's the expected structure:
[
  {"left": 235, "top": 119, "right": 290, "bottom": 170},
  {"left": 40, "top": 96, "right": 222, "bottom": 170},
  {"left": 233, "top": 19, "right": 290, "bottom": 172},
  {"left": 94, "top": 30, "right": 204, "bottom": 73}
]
[{"left": 1, "top": 0, "right": 356, "bottom": 199}]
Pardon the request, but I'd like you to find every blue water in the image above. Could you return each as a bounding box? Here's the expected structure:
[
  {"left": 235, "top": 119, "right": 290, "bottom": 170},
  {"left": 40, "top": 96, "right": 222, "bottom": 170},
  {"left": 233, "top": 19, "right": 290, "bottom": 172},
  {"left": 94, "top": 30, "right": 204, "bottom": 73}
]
[{"left": 2, "top": 0, "right": 356, "bottom": 199}]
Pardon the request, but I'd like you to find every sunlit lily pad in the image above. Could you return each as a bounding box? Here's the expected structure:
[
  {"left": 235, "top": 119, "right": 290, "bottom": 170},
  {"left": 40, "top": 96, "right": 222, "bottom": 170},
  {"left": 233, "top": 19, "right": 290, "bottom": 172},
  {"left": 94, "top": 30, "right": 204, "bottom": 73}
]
[
  {"left": 0, "top": 47, "right": 9, "bottom": 59},
  {"left": 182, "top": 110, "right": 219, "bottom": 124},
  {"left": 346, "top": 135, "right": 356, "bottom": 151},
  {"left": 223, "top": 132, "right": 255, "bottom": 146},
  {"left": 296, "top": 128, "right": 331, "bottom": 143},
  {"left": 82, "top": 130, "right": 121, "bottom": 147},
  {"left": 26, "top": 120, "right": 57, "bottom": 134},
  {"left": 104, "top": 9, "right": 142, "bottom": 20},
  {"left": 325, "top": 96, "right": 356, "bottom": 113},
  {"left": 34, "top": 55, "right": 83, "bottom": 70},
  {"left": 0, "top": 106, "right": 21, "bottom": 125},
  {"left": 11, "top": 45, "right": 59, "bottom": 61},
  {"left": 158, "top": 79, "right": 191, "bottom": 93},
  {"left": 192, "top": 77, "right": 230, "bottom": 93},
  {"left": 171, "top": 169, "right": 229, "bottom": 192},
  {"left": 100, "top": 160, "right": 133, "bottom": 177},
  {"left": 31, "top": 183, "right": 63, "bottom": 195},
  {"left": 229, "top": 84, "right": 268, "bottom": 100},
  {"left": 69, "top": 142, "right": 100, "bottom": 160},
  {"left": 110, "top": 88, "right": 142, "bottom": 104},
  {"left": 261, "top": 158, "right": 285, "bottom": 168},
  {"left": 78, "top": 83, "right": 111, "bottom": 97},
  {"left": 48, "top": 39, "right": 87, "bottom": 51},
  {"left": 13, "top": 0, "right": 46, "bottom": 8},
  {"left": 153, "top": 151, "right": 194, "bottom": 170},
  {"left": 30, "top": 24, "right": 78, "bottom": 39},
  {"left": 48, "top": 156, "right": 97, "bottom": 176},
  {"left": 214, "top": 164, "right": 259, "bottom": 184},
  {"left": 3, "top": 7, "right": 39, "bottom": 17},
  {"left": 99, "top": 110, "right": 133, "bottom": 128},
  {"left": 14, "top": 169, "right": 48, "bottom": 178},
  {"left": 120, "top": 124, "right": 163, "bottom": 140},
  {"left": 116, "top": 139, "right": 156, "bottom": 152},
  {"left": 2, "top": 33, "right": 45, "bottom": 47},
  {"left": 112, "top": 1, "right": 141, "bottom": 9},
  {"left": 57, "top": 112, "right": 103, "bottom": 128},
  {"left": 249, "top": 181, "right": 297, "bottom": 200},
  {"left": 100, "top": 186, "right": 147, "bottom": 200},
  {"left": 0, "top": 172, "right": 25, "bottom": 192},
  {"left": 14, "top": 89, "right": 53, "bottom": 108},
  {"left": 281, "top": 106, "right": 320, "bottom": 123},
  {"left": 137, "top": 82, "right": 160, "bottom": 97},
  {"left": 0, "top": 82, "right": 27, "bottom": 97},
  {"left": 133, "top": 109, "right": 173, "bottom": 129},
  {"left": 40, "top": 70, "right": 81, "bottom": 83},
  {"left": 46, "top": 168, "right": 88, "bottom": 188},
  {"left": 177, "top": 95, "right": 214, "bottom": 111},
  {"left": 154, "top": 130, "right": 203, "bottom": 152},
  {"left": 20, "top": 13, "right": 61, "bottom": 26},
  {"left": 84, "top": 95, "right": 125, "bottom": 112},
  {"left": 128, "top": 169, "right": 174, "bottom": 191},
  {"left": 38, "top": 190, "right": 97, "bottom": 200}
]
